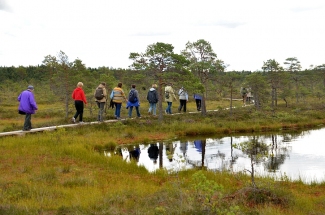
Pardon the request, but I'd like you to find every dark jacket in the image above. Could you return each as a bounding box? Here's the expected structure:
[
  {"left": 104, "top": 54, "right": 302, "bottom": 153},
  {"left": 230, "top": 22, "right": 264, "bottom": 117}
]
[
  {"left": 148, "top": 144, "right": 159, "bottom": 159},
  {"left": 147, "top": 88, "right": 158, "bottom": 103}
]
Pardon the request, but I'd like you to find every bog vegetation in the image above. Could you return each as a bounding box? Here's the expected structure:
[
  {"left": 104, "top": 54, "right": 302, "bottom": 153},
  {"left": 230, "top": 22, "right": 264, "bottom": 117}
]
[{"left": 1, "top": 40, "right": 325, "bottom": 214}]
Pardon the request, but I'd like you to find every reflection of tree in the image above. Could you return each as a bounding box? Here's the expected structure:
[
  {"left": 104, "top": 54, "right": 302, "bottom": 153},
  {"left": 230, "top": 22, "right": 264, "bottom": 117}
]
[
  {"left": 159, "top": 142, "right": 163, "bottom": 169},
  {"left": 235, "top": 136, "right": 269, "bottom": 187},
  {"left": 201, "top": 140, "right": 206, "bottom": 168},
  {"left": 229, "top": 136, "right": 239, "bottom": 170},
  {"left": 264, "top": 134, "right": 290, "bottom": 172},
  {"left": 166, "top": 142, "right": 176, "bottom": 162}
]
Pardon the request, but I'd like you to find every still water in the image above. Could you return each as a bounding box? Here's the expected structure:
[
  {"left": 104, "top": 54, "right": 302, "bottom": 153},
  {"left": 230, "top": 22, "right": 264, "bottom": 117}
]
[{"left": 111, "top": 127, "right": 325, "bottom": 183}]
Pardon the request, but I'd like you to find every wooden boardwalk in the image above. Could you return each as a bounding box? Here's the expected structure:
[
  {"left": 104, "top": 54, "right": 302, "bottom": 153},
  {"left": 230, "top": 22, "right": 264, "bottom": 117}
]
[
  {"left": 0, "top": 104, "right": 249, "bottom": 138},
  {"left": 0, "top": 119, "right": 119, "bottom": 138}
]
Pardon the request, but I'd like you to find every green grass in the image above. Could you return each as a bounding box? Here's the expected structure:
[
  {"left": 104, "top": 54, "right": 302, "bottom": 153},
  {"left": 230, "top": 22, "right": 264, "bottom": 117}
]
[{"left": 1, "top": 98, "right": 325, "bottom": 214}]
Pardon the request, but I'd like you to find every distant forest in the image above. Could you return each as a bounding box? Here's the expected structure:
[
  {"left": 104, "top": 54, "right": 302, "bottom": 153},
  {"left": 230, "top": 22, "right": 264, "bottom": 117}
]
[{"left": 1, "top": 41, "right": 325, "bottom": 115}]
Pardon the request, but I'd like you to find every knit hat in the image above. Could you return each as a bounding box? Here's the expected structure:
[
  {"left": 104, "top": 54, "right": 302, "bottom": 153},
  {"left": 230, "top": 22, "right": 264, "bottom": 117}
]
[{"left": 27, "top": 85, "right": 34, "bottom": 90}]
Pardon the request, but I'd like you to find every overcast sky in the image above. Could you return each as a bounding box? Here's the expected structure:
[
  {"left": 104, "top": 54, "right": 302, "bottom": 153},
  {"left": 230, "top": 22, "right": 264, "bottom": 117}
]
[{"left": 1, "top": 0, "right": 325, "bottom": 71}]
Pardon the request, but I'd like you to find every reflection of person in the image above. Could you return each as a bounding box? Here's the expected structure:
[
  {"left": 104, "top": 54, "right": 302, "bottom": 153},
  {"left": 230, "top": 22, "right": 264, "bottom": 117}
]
[
  {"left": 194, "top": 140, "right": 202, "bottom": 152},
  {"left": 127, "top": 84, "right": 141, "bottom": 118},
  {"left": 148, "top": 144, "right": 159, "bottom": 164},
  {"left": 246, "top": 88, "right": 252, "bottom": 103},
  {"left": 18, "top": 85, "right": 38, "bottom": 131},
  {"left": 129, "top": 147, "right": 141, "bottom": 162},
  {"left": 147, "top": 84, "right": 159, "bottom": 116},
  {"left": 240, "top": 87, "right": 247, "bottom": 105},
  {"left": 112, "top": 82, "right": 127, "bottom": 119},
  {"left": 164, "top": 83, "right": 177, "bottom": 114},
  {"left": 94, "top": 82, "right": 107, "bottom": 122},
  {"left": 178, "top": 87, "right": 188, "bottom": 113},
  {"left": 72, "top": 82, "right": 87, "bottom": 123},
  {"left": 193, "top": 93, "right": 202, "bottom": 111},
  {"left": 179, "top": 142, "right": 188, "bottom": 157},
  {"left": 166, "top": 143, "right": 176, "bottom": 162}
]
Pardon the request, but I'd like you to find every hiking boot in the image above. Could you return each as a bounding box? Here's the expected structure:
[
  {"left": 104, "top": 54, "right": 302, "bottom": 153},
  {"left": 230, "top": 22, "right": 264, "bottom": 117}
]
[{"left": 72, "top": 117, "right": 76, "bottom": 123}]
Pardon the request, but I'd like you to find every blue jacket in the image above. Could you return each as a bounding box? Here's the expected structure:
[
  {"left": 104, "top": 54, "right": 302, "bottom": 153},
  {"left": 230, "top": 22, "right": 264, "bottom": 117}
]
[{"left": 18, "top": 90, "right": 38, "bottom": 114}]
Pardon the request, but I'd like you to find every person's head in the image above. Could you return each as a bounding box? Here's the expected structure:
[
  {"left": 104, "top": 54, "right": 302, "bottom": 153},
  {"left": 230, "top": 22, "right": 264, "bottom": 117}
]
[
  {"left": 27, "top": 85, "right": 34, "bottom": 91},
  {"left": 101, "top": 82, "right": 106, "bottom": 87},
  {"left": 117, "top": 82, "right": 122, "bottom": 88},
  {"left": 77, "top": 82, "right": 83, "bottom": 87},
  {"left": 152, "top": 84, "right": 157, "bottom": 88},
  {"left": 131, "top": 84, "right": 136, "bottom": 89}
]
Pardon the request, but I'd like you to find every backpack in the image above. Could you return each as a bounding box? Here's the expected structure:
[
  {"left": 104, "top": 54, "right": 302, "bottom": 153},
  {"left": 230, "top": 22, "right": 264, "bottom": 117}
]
[
  {"left": 165, "top": 91, "right": 170, "bottom": 99},
  {"left": 95, "top": 87, "right": 104, "bottom": 100},
  {"left": 129, "top": 89, "right": 137, "bottom": 102}
]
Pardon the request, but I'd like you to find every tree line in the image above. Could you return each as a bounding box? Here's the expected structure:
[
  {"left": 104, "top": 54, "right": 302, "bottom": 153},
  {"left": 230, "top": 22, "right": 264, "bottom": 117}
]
[{"left": 1, "top": 39, "right": 325, "bottom": 119}]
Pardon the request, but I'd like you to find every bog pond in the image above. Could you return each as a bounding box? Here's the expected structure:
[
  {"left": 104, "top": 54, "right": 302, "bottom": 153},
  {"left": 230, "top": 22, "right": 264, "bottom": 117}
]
[{"left": 107, "top": 127, "right": 325, "bottom": 183}]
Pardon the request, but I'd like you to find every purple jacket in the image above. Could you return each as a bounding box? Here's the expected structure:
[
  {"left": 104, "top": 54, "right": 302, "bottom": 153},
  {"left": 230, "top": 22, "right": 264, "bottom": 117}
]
[{"left": 18, "top": 90, "right": 38, "bottom": 114}]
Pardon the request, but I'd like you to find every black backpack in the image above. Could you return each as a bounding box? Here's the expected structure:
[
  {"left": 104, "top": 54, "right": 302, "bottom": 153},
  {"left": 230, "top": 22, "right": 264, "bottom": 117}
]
[
  {"left": 95, "top": 87, "right": 104, "bottom": 100},
  {"left": 129, "top": 89, "right": 137, "bottom": 102},
  {"left": 165, "top": 91, "right": 170, "bottom": 99}
]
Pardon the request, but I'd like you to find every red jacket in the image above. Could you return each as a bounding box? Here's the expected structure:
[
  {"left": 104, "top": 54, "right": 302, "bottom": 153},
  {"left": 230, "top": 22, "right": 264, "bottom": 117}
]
[{"left": 72, "top": 87, "right": 87, "bottom": 104}]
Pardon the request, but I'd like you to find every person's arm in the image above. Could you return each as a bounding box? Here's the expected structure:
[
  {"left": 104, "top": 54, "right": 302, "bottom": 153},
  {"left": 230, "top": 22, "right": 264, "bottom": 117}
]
[
  {"left": 82, "top": 91, "right": 87, "bottom": 104},
  {"left": 17, "top": 93, "right": 22, "bottom": 102},
  {"left": 30, "top": 94, "right": 38, "bottom": 110},
  {"left": 103, "top": 87, "right": 107, "bottom": 98},
  {"left": 135, "top": 90, "right": 140, "bottom": 101},
  {"left": 121, "top": 89, "right": 128, "bottom": 101}
]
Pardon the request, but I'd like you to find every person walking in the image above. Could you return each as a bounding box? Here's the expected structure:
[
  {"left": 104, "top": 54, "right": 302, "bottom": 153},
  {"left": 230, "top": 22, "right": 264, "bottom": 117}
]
[
  {"left": 147, "top": 84, "right": 159, "bottom": 116},
  {"left": 127, "top": 84, "right": 141, "bottom": 118},
  {"left": 112, "top": 82, "right": 127, "bottom": 119},
  {"left": 72, "top": 82, "right": 87, "bottom": 123},
  {"left": 94, "top": 82, "right": 107, "bottom": 122},
  {"left": 17, "top": 85, "right": 38, "bottom": 131},
  {"left": 164, "top": 83, "right": 177, "bottom": 114},
  {"left": 178, "top": 86, "right": 188, "bottom": 112},
  {"left": 193, "top": 93, "right": 202, "bottom": 111},
  {"left": 240, "top": 87, "right": 247, "bottom": 105}
]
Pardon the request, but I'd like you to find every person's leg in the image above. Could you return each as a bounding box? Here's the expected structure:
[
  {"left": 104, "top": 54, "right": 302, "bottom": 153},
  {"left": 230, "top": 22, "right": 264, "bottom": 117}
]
[
  {"left": 73, "top": 101, "right": 79, "bottom": 120},
  {"left": 115, "top": 103, "right": 122, "bottom": 118},
  {"left": 97, "top": 102, "right": 101, "bottom": 121},
  {"left": 165, "top": 102, "right": 169, "bottom": 114},
  {"left": 178, "top": 101, "right": 182, "bottom": 112},
  {"left": 195, "top": 99, "right": 199, "bottom": 110},
  {"left": 23, "top": 114, "right": 32, "bottom": 130},
  {"left": 99, "top": 102, "right": 105, "bottom": 121},
  {"left": 128, "top": 106, "right": 133, "bottom": 117},
  {"left": 183, "top": 100, "right": 187, "bottom": 112},
  {"left": 168, "top": 102, "right": 173, "bottom": 114},
  {"left": 180, "top": 100, "right": 186, "bottom": 112},
  {"left": 79, "top": 102, "right": 84, "bottom": 122},
  {"left": 114, "top": 103, "right": 118, "bottom": 117},
  {"left": 198, "top": 99, "right": 201, "bottom": 111},
  {"left": 148, "top": 103, "right": 153, "bottom": 114},
  {"left": 153, "top": 103, "right": 157, "bottom": 115},
  {"left": 136, "top": 106, "right": 141, "bottom": 117}
]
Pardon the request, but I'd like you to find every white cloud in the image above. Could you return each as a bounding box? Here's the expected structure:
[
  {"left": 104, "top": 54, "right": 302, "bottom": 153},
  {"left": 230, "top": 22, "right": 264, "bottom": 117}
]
[{"left": 0, "top": 0, "right": 325, "bottom": 71}]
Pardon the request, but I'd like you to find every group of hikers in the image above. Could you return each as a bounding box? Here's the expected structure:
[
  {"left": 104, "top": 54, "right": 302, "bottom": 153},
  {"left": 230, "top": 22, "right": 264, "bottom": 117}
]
[
  {"left": 71, "top": 81, "right": 203, "bottom": 123},
  {"left": 17, "top": 82, "right": 252, "bottom": 131},
  {"left": 17, "top": 82, "right": 203, "bottom": 130}
]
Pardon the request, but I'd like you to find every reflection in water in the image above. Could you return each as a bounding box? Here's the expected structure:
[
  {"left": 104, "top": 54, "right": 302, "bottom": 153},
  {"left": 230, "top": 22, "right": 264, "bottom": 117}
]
[
  {"left": 264, "top": 134, "right": 288, "bottom": 172},
  {"left": 147, "top": 144, "right": 159, "bottom": 164},
  {"left": 111, "top": 128, "right": 325, "bottom": 183}
]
